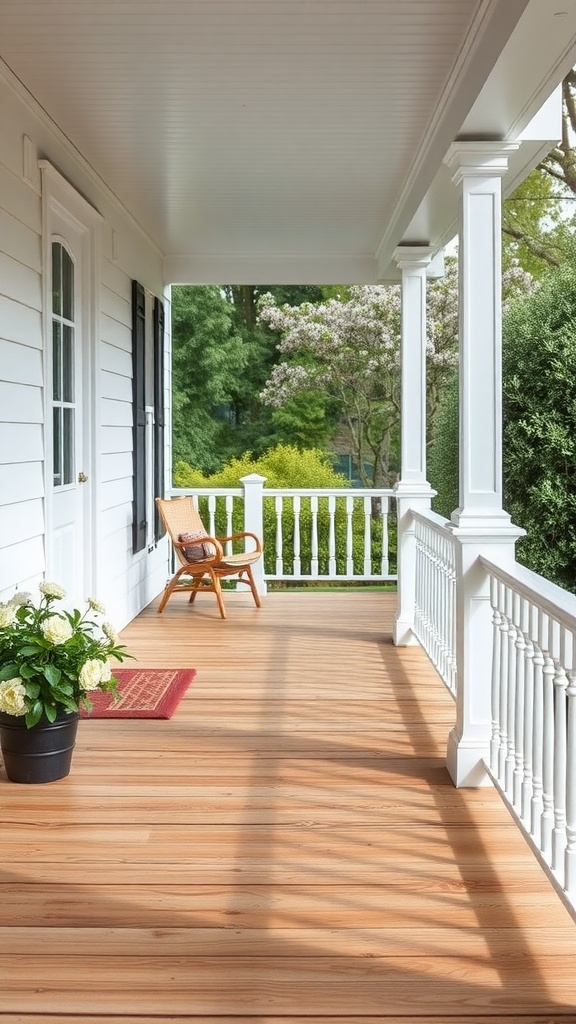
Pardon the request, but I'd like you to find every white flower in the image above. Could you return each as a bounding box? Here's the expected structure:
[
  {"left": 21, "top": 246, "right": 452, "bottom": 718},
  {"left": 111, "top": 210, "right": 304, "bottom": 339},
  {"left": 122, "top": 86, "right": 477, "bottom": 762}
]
[
  {"left": 102, "top": 622, "right": 119, "bottom": 644},
  {"left": 79, "top": 659, "right": 104, "bottom": 691},
  {"left": 41, "top": 614, "right": 73, "bottom": 645},
  {"left": 39, "top": 581, "right": 66, "bottom": 600},
  {"left": 99, "top": 661, "right": 112, "bottom": 683},
  {"left": 0, "top": 678, "right": 28, "bottom": 716},
  {"left": 0, "top": 604, "right": 17, "bottom": 628},
  {"left": 10, "top": 592, "right": 32, "bottom": 607},
  {"left": 87, "top": 597, "right": 106, "bottom": 614}
]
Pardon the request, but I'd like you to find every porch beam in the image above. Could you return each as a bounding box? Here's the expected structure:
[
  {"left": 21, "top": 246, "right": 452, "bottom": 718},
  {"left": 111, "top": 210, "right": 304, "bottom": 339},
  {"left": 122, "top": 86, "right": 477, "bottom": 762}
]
[{"left": 393, "top": 246, "right": 435, "bottom": 647}]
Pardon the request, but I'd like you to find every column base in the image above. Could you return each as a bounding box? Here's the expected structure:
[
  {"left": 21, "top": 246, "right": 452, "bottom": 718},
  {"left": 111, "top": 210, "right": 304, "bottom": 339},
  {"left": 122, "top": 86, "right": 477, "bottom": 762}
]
[
  {"left": 393, "top": 617, "right": 419, "bottom": 646},
  {"left": 446, "top": 728, "right": 492, "bottom": 787}
]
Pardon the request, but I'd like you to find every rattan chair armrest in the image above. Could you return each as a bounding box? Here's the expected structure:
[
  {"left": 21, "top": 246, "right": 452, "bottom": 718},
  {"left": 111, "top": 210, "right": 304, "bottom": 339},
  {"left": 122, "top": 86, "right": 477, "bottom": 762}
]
[{"left": 218, "top": 531, "right": 263, "bottom": 553}]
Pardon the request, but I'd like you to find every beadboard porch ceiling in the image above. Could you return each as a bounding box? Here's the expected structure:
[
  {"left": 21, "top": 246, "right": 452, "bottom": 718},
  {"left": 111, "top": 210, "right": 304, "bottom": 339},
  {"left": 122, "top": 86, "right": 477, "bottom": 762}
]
[{"left": 0, "top": 0, "right": 575, "bottom": 282}]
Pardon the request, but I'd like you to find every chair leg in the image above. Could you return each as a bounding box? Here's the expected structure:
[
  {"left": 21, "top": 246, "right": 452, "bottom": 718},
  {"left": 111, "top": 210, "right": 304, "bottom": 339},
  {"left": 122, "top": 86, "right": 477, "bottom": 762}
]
[
  {"left": 158, "top": 569, "right": 193, "bottom": 613},
  {"left": 244, "top": 566, "right": 262, "bottom": 608},
  {"left": 158, "top": 577, "right": 180, "bottom": 613},
  {"left": 211, "top": 573, "right": 227, "bottom": 619}
]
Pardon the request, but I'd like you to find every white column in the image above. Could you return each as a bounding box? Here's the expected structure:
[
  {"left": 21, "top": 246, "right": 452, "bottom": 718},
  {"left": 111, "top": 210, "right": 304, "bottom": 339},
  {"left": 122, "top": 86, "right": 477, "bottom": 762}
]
[
  {"left": 393, "top": 246, "right": 435, "bottom": 646},
  {"left": 241, "top": 473, "right": 267, "bottom": 596},
  {"left": 443, "top": 142, "right": 524, "bottom": 786}
]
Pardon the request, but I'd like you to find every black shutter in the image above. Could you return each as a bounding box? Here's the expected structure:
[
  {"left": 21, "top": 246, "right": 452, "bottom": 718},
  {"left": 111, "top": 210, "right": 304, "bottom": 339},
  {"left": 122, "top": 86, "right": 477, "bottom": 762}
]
[
  {"left": 153, "top": 295, "right": 166, "bottom": 540},
  {"left": 132, "top": 280, "right": 147, "bottom": 553}
]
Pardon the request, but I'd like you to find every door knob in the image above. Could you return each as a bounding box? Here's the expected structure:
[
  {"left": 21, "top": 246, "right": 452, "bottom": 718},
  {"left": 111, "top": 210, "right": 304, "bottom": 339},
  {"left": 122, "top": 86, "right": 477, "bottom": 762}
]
[{"left": 78, "top": 471, "right": 88, "bottom": 483}]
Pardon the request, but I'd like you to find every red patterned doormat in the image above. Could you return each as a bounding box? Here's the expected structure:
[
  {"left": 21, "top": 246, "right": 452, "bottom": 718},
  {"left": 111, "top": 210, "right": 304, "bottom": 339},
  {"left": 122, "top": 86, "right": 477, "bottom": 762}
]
[{"left": 80, "top": 668, "right": 197, "bottom": 719}]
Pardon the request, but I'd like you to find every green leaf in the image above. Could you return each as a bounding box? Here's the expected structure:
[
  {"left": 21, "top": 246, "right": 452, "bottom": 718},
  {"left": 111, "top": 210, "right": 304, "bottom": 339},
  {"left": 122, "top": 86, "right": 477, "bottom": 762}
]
[
  {"left": 44, "top": 704, "right": 57, "bottom": 723},
  {"left": 18, "top": 644, "right": 42, "bottom": 656},
  {"left": 43, "top": 664, "right": 62, "bottom": 686},
  {"left": 24, "top": 682, "right": 41, "bottom": 699},
  {"left": 25, "top": 702, "right": 44, "bottom": 728},
  {"left": 0, "top": 664, "right": 19, "bottom": 681}
]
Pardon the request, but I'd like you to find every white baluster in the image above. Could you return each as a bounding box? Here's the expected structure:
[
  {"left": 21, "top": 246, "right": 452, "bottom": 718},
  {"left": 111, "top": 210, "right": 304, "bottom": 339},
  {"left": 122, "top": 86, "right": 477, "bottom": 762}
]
[
  {"left": 504, "top": 591, "right": 518, "bottom": 798},
  {"left": 381, "top": 497, "right": 390, "bottom": 576},
  {"left": 564, "top": 666, "right": 576, "bottom": 897},
  {"left": 275, "top": 495, "right": 283, "bottom": 576},
  {"left": 541, "top": 643, "right": 555, "bottom": 861},
  {"left": 207, "top": 494, "right": 216, "bottom": 539},
  {"left": 513, "top": 599, "right": 526, "bottom": 811},
  {"left": 311, "top": 496, "right": 319, "bottom": 577},
  {"left": 497, "top": 597, "right": 510, "bottom": 783},
  {"left": 363, "top": 496, "right": 371, "bottom": 577},
  {"left": 531, "top": 638, "right": 545, "bottom": 846},
  {"left": 293, "top": 496, "right": 301, "bottom": 578},
  {"left": 346, "top": 496, "right": 354, "bottom": 576},
  {"left": 225, "top": 495, "right": 234, "bottom": 553},
  {"left": 552, "top": 648, "right": 568, "bottom": 882},
  {"left": 521, "top": 621, "right": 535, "bottom": 825},
  {"left": 328, "top": 495, "right": 336, "bottom": 577},
  {"left": 490, "top": 578, "right": 502, "bottom": 774}
]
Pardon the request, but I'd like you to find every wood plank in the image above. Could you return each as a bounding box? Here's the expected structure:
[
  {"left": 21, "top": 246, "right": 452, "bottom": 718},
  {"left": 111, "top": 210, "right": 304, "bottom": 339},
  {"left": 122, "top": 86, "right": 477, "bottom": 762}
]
[
  {"left": 0, "top": 955, "right": 575, "bottom": 1016},
  {"left": 0, "top": 884, "right": 568, "bottom": 928},
  {"left": 0, "top": 1019, "right": 572, "bottom": 1024},
  {"left": 2, "top": 924, "right": 576, "bottom": 957}
]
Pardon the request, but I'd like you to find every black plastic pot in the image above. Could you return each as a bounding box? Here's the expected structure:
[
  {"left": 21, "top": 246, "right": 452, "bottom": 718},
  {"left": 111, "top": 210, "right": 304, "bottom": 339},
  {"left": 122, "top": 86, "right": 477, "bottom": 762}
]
[{"left": 0, "top": 710, "right": 79, "bottom": 784}]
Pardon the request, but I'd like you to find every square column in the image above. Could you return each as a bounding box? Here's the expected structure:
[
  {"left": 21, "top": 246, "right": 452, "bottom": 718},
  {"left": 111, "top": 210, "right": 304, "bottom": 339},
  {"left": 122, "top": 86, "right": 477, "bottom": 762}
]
[
  {"left": 445, "top": 142, "right": 519, "bottom": 529},
  {"left": 393, "top": 246, "right": 435, "bottom": 646},
  {"left": 443, "top": 143, "right": 524, "bottom": 786}
]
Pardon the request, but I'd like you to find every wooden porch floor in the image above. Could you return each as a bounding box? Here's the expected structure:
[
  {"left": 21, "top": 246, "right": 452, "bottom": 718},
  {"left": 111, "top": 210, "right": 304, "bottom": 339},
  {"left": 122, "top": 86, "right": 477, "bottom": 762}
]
[{"left": 1, "top": 590, "right": 576, "bottom": 1023}]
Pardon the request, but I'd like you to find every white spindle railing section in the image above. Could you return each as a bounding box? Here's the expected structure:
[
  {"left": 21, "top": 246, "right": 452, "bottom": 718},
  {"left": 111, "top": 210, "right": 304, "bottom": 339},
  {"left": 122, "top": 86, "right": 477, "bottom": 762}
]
[
  {"left": 482, "top": 556, "right": 576, "bottom": 908},
  {"left": 412, "top": 509, "right": 457, "bottom": 696},
  {"left": 170, "top": 485, "right": 396, "bottom": 583},
  {"left": 264, "top": 488, "right": 394, "bottom": 581}
]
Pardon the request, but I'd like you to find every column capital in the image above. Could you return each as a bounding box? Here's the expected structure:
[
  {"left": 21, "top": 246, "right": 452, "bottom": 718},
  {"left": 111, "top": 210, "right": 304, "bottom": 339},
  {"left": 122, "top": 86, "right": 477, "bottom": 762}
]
[
  {"left": 443, "top": 141, "right": 520, "bottom": 183},
  {"left": 393, "top": 245, "right": 435, "bottom": 270}
]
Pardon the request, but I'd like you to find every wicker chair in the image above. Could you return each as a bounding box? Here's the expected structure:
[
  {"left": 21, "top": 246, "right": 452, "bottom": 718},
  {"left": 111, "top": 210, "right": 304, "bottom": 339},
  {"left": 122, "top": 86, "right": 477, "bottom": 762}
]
[{"left": 155, "top": 496, "right": 263, "bottom": 619}]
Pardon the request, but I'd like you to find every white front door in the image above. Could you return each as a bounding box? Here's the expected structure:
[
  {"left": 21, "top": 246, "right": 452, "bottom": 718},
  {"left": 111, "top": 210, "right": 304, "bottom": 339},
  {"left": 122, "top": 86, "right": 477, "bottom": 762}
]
[{"left": 41, "top": 162, "right": 100, "bottom": 606}]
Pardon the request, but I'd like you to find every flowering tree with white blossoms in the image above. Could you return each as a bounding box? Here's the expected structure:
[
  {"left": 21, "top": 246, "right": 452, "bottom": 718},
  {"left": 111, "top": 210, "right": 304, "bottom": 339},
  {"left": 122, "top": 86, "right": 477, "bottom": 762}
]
[
  {"left": 0, "top": 582, "right": 130, "bottom": 727},
  {"left": 259, "top": 263, "right": 458, "bottom": 485},
  {"left": 258, "top": 257, "right": 533, "bottom": 486}
]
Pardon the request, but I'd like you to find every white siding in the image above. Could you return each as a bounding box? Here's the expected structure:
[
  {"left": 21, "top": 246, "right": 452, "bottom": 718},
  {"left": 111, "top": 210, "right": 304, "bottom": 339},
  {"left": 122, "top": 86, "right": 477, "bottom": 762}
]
[{"left": 0, "top": 67, "right": 169, "bottom": 626}]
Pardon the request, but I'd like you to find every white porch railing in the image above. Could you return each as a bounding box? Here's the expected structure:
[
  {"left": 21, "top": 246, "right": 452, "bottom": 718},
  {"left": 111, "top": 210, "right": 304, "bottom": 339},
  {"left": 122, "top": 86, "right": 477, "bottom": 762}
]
[
  {"left": 412, "top": 509, "right": 457, "bottom": 696},
  {"left": 481, "top": 556, "right": 576, "bottom": 912},
  {"left": 169, "top": 481, "right": 397, "bottom": 584}
]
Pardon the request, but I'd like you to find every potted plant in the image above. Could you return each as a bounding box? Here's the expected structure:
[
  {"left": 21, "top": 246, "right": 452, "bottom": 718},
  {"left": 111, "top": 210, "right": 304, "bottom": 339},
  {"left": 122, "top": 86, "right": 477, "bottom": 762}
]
[{"left": 0, "top": 581, "right": 130, "bottom": 783}]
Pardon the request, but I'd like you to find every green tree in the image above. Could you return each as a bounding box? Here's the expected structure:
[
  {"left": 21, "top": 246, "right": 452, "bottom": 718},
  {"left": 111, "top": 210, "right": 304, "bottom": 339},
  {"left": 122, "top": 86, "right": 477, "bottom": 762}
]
[
  {"left": 222, "top": 285, "right": 332, "bottom": 454},
  {"left": 171, "top": 285, "right": 249, "bottom": 473},
  {"left": 502, "top": 255, "right": 576, "bottom": 589},
  {"left": 429, "top": 253, "right": 576, "bottom": 592},
  {"left": 502, "top": 71, "right": 576, "bottom": 273}
]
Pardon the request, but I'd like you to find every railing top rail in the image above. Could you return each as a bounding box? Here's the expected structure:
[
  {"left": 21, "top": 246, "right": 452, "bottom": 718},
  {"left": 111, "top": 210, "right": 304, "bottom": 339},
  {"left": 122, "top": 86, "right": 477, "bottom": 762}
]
[
  {"left": 169, "top": 487, "right": 243, "bottom": 498},
  {"left": 411, "top": 507, "right": 454, "bottom": 535},
  {"left": 261, "top": 488, "right": 395, "bottom": 499},
  {"left": 480, "top": 555, "right": 576, "bottom": 631},
  {"left": 169, "top": 486, "right": 395, "bottom": 499}
]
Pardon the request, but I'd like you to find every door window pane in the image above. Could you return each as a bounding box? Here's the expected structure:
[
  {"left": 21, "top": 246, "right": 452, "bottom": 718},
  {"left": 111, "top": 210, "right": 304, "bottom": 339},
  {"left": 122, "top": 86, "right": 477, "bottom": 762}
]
[
  {"left": 53, "top": 408, "right": 61, "bottom": 486},
  {"left": 63, "top": 325, "right": 74, "bottom": 403},
  {"left": 52, "top": 243, "right": 62, "bottom": 315},
  {"left": 63, "top": 407, "right": 74, "bottom": 486},
  {"left": 52, "top": 242, "right": 76, "bottom": 489},
  {"left": 62, "top": 248, "right": 74, "bottom": 321},
  {"left": 52, "top": 322, "right": 62, "bottom": 401}
]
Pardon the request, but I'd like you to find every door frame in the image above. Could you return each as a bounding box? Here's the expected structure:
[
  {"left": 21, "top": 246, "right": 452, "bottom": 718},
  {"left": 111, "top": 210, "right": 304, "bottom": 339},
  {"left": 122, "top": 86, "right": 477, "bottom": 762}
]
[{"left": 40, "top": 161, "right": 102, "bottom": 603}]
